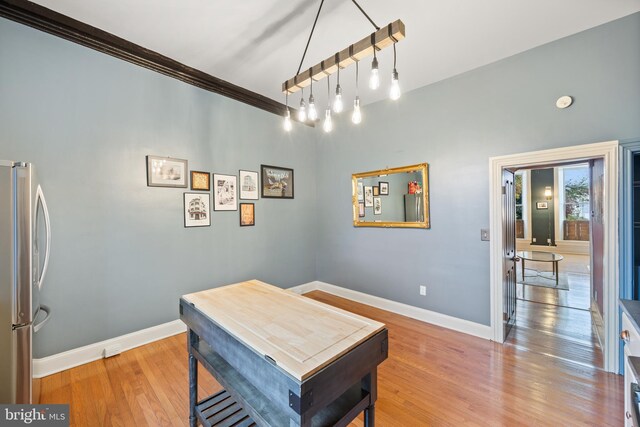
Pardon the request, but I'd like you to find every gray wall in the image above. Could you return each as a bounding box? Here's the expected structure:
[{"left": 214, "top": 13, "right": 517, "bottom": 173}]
[
  {"left": 1, "top": 12, "right": 639, "bottom": 357},
  {"left": 0, "top": 18, "right": 318, "bottom": 358},
  {"left": 315, "top": 13, "right": 640, "bottom": 325}
]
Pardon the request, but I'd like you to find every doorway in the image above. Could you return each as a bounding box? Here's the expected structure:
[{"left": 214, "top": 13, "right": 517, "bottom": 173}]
[
  {"left": 489, "top": 141, "right": 619, "bottom": 373},
  {"left": 506, "top": 162, "right": 602, "bottom": 368}
]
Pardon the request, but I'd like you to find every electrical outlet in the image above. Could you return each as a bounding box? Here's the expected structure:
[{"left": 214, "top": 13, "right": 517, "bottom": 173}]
[
  {"left": 419, "top": 285, "right": 426, "bottom": 296},
  {"left": 532, "top": 237, "right": 537, "bottom": 243},
  {"left": 547, "top": 238, "right": 552, "bottom": 244}
]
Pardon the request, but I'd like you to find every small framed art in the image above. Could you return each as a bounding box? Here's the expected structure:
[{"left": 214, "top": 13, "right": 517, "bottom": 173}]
[
  {"left": 358, "top": 202, "right": 365, "bottom": 218},
  {"left": 184, "top": 193, "right": 211, "bottom": 227},
  {"left": 239, "top": 170, "right": 259, "bottom": 200},
  {"left": 379, "top": 182, "right": 389, "bottom": 195},
  {"left": 536, "top": 202, "right": 548, "bottom": 209},
  {"left": 357, "top": 181, "right": 364, "bottom": 201},
  {"left": 261, "top": 165, "right": 294, "bottom": 199},
  {"left": 240, "top": 203, "right": 255, "bottom": 226},
  {"left": 147, "top": 156, "right": 188, "bottom": 188},
  {"left": 373, "top": 186, "right": 380, "bottom": 196},
  {"left": 374, "top": 197, "right": 382, "bottom": 215},
  {"left": 190, "top": 171, "right": 210, "bottom": 191},
  {"left": 364, "top": 186, "right": 373, "bottom": 207},
  {"left": 213, "top": 174, "right": 238, "bottom": 211}
]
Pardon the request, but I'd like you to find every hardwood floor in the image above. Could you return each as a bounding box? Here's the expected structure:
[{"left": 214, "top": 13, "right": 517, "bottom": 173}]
[
  {"left": 510, "top": 252, "right": 604, "bottom": 369},
  {"left": 40, "top": 291, "right": 623, "bottom": 426}
]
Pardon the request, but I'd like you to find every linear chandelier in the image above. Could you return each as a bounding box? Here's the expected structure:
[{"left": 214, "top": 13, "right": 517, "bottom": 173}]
[{"left": 282, "top": 0, "right": 406, "bottom": 132}]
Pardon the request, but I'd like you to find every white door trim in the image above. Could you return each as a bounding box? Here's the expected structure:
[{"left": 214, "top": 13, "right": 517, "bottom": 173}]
[{"left": 489, "top": 140, "right": 619, "bottom": 373}]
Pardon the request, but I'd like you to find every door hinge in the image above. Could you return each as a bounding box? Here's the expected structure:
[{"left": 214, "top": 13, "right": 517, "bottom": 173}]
[{"left": 502, "top": 185, "right": 506, "bottom": 195}]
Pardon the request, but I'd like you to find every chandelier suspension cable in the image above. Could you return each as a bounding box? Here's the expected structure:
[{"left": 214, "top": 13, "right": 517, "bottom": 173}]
[
  {"left": 296, "top": 0, "right": 326, "bottom": 76},
  {"left": 351, "top": 0, "right": 380, "bottom": 30}
]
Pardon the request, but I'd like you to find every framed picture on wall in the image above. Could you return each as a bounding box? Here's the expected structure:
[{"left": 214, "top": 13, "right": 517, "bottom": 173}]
[
  {"left": 536, "top": 202, "right": 548, "bottom": 209},
  {"left": 146, "top": 156, "right": 188, "bottom": 188},
  {"left": 364, "top": 186, "right": 373, "bottom": 207},
  {"left": 373, "top": 186, "right": 380, "bottom": 196},
  {"left": 184, "top": 193, "right": 211, "bottom": 227},
  {"left": 240, "top": 203, "right": 255, "bottom": 226},
  {"left": 261, "top": 165, "right": 294, "bottom": 199},
  {"left": 374, "top": 197, "right": 382, "bottom": 215},
  {"left": 358, "top": 202, "right": 365, "bottom": 218},
  {"left": 239, "top": 170, "right": 259, "bottom": 200},
  {"left": 357, "top": 181, "right": 364, "bottom": 201},
  {"left": 213, "top": 174, "right": 238, "bottom": 211},
  {"left": 190, "top": 171, "right": 210, "bottom": 191},
  {"left": 379, "top": 182, "right": 389, "bottom": 195}
]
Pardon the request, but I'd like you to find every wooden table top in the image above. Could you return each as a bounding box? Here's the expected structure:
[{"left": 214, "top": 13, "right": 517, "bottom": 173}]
[{"left": 182, "top": 280, "right": 386, "bottom": 381}]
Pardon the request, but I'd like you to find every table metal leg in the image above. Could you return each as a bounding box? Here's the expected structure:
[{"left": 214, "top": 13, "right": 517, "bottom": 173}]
[
  {"left": 521, "top": 259, "right": 525, "bottom": 281},
  {"left": 555, "top": 261, "right": 559, "bottom": 287},
  {"left": 364, "top": 404, "right": 375, "bottom": 427},
  {"left": 188, "top": 329, "right": 198, "bottom": 427}
]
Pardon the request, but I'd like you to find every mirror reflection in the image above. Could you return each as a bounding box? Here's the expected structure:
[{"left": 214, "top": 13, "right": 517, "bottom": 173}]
[{"left": 352, "top": 163, "right": 430, "bottom": 228}]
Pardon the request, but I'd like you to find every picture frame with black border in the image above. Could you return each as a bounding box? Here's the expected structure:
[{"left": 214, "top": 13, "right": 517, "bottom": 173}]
[
  {"left": 379, "top": 181, "right": 389, "bottom": 195},
  {"left": 146, "top": 155, "right": 188, "bottom": 188},
  {"left": 536, "top": 202, "right": 548, "bottom": 209},
  {"left": 184, "top": 192, "right": 211, "bottom": 227},
  {"left": 358, "top": 202, "right": 365, "bottom": 218},
  {"left": 239, "top": 170, "right": 259, "bottom": 200},
  {"left": 240, "top": 203, "right": 255, "bottom": 226},
  {"left": 364, "top": 186, "right": 374, "bottom": 207},
  {"left": 213, "top": 174, "right": 238, "bottom": 211},
  {"left": 261, "top": 165, "right": 294, "bottom": 199},
  {"left": 374, "top": 197, "right": 382, "bottom": 215},
  {"left": 190, "top": 170, "right": 210, "bottom": 191}
]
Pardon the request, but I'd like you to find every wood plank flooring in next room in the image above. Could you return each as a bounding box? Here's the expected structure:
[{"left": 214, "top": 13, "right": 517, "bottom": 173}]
[
  {"left": 510, "top": 253, "right": 603, "bottom": 369},
  {"left": 39, "top": 291, "right": 623, "bottom": 426}
]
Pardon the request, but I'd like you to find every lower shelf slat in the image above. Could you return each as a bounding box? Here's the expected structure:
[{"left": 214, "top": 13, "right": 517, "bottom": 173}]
[{"left": 196, "top": 390, "right": 256, "bottom": 427}]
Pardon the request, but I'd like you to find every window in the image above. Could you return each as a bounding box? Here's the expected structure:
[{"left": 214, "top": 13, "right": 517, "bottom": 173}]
[{"left": 559, "top": 164, "right": 590, "bottom": 241}]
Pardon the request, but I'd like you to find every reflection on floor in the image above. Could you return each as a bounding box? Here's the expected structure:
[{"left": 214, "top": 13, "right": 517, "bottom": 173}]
[{"left": 506, "top": 253, "right": 603, "bottom": 369}]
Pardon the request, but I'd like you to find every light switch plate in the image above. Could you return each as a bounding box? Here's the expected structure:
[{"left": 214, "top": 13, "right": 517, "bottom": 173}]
[{"left": 481, "top": 229, "right": 490, "bottom": 241}]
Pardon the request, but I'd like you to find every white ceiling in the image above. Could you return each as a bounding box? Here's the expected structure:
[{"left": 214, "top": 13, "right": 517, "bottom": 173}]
[{"left": 32, "top": 0, "right": 640, "bottom": 109}]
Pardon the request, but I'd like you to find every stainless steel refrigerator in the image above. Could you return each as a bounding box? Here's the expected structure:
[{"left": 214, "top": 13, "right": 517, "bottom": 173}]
[
  {"left": 0, "top": 161, "right": 51, "bottom": 404},
  {"left": 404, "top": 193, "right": 424, "bottom": 222}
]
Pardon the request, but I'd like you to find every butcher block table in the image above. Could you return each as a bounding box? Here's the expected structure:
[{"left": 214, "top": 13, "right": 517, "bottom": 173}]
[{"left": 180, "top": 280, "right": 388, "bottom": 427}]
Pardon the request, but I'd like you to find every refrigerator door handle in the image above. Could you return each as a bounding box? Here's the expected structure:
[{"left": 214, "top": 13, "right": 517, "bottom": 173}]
[
  {"left": 33, "top": 304, "right": 51, "bottom": 333},
  {"left": 36, "top": 185, "right": 51, "bottom": 290}
]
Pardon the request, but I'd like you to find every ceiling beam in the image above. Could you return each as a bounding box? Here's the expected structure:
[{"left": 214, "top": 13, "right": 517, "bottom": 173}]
[
  {"left": 282, "top": 19, "right": 405, "bottom": 94},
  {"left": 0, "top": 0, "right": 308, "bottom": 123}
]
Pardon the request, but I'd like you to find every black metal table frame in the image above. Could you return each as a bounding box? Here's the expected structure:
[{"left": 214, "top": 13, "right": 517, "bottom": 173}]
[
  {"left": 517, "top": 252, "right": 563, "bottom": 287},
  {"left": 180, "top": 298, "right": 388, "bottom": 427}
]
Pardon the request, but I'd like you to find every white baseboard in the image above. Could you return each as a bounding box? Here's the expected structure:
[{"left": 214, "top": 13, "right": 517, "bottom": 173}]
[
  {"left": 35, "top": 280, "right": 491, "bottom": 378},
  {"left": 293, "top": 281, "right": 492, "bottom": 340},
  {"left": 33, "top": 320, "right": 186, "bottom": 378}
]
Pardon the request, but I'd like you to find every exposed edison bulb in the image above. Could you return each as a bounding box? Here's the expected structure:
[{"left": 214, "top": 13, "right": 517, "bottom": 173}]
[
  {"left": 297, "top": 98, "right": 307, "bottom": 122},
  {"left": 308, "top": 94, "right": 318, "bottom": 121},
  {"left": 352, "top": 97, "right": 362, "bottom": 124},
  {"left": 323, "top": 109, "right": 333, "bottom": 133},
  {"left": 389, "top": 69, "right": 401, "bottom": 100},
  {"left": 369, "top": 56, "right": 380, "bottom": 90},
  {"left": 333, "top": 84, "right": 343, "bottom": 113},
  {"left": 283, "top": 109, "right": 292, "bottom": 132}
]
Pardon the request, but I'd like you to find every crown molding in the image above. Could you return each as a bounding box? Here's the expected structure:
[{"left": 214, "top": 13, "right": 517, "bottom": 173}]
[{"left": 0, "top": 0, "right": 306, "bottom": 123}]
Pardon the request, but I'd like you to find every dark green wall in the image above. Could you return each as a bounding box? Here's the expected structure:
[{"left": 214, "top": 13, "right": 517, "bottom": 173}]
[{"left": 530, "top": 169, "right": 555, "bottom": 246}]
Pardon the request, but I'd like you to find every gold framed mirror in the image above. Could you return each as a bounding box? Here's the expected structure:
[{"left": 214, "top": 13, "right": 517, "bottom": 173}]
[{"left": 352, "top": 163, "right": 430, "bottom": 228}]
